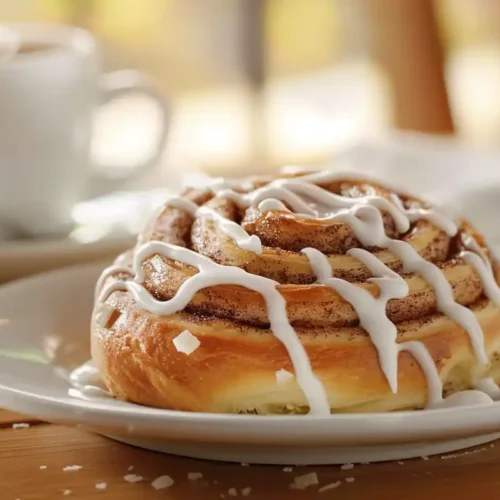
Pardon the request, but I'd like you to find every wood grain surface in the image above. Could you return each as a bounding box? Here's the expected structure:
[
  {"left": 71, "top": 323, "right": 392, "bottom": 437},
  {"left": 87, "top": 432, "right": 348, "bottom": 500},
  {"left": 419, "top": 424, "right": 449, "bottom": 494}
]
[{"left": 1, "top": 408, "right": 499, "bottom": 499}]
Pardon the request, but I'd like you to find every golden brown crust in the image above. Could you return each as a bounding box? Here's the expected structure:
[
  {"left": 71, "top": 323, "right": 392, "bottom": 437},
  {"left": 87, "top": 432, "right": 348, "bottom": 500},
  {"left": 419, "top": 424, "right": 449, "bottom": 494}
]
[
  {"left": 92, "top": 293, "right": 500, "bottom": 414},
  {"left": 91, "top": 173, "right": 500, "bottom": 413}
]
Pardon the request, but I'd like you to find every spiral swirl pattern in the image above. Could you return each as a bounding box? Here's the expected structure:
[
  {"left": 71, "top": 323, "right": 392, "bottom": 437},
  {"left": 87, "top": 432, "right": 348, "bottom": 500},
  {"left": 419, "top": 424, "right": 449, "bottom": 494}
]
[
  {"left": 132, "top": 176, "right": 482, "bottom": 329},
  {"left": 90, "top": 171, "right": 500, "bottom": 414}
]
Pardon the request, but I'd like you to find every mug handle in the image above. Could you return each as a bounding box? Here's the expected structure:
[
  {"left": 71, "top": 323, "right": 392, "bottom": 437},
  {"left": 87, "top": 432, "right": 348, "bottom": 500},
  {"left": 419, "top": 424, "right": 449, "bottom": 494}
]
[{"left": 87, "top": 70, "right": 170, "bottom": 199}]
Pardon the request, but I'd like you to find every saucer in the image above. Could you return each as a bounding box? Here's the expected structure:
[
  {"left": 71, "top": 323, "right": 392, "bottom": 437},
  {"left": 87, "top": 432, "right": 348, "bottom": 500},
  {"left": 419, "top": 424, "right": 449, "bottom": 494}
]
[
  {"left": 0, "top": 262, "right": 499, "bottom": 464},
  {"left": 0, "top": 234, "right": 133, "bottom": 283},
  {"left": 0, "top": 188, "right": 169, "bottom": 283}
]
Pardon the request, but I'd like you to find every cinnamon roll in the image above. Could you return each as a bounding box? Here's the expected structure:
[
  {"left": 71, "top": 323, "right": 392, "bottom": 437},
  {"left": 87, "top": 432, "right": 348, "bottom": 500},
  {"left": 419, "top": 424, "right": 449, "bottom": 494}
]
[{"left": 88, "top": 170, "right": 500, "bottom": 414}]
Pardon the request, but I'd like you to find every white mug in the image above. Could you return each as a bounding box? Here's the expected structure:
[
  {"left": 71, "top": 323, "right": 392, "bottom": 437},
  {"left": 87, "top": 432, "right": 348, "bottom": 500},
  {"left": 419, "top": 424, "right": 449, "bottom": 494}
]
[{"left": 0, "top": 23, "right": 170, "bottom": 238}]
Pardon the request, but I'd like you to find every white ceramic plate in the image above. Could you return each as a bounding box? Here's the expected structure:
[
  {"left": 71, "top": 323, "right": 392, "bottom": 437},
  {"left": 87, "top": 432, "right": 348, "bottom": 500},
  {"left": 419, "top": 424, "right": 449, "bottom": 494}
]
[{"left": 0, "top": 263, "right": 499, "bottom": 464}]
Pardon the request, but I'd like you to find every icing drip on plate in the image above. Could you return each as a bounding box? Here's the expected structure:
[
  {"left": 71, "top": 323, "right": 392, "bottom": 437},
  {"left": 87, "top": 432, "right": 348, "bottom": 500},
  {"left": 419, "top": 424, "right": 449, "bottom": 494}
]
[
  {"left": 72, "top": 170, "right": 500, "bottom": 412},
  {"left": 69, "top": 360, "right": 111, "bottom": 399}
]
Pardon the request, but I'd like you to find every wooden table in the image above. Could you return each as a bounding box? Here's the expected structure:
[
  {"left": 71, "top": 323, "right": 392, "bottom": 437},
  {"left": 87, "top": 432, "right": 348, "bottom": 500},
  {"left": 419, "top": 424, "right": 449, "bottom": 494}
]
[{"left": 2, "top": 410, "right": 500, "bottom": 499}]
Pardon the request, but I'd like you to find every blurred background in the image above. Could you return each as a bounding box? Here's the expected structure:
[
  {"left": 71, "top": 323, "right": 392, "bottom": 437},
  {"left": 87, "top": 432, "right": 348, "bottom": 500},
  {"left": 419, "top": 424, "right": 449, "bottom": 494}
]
[{"left": 3, "top": 0, "right": 500, "bottom": 182}]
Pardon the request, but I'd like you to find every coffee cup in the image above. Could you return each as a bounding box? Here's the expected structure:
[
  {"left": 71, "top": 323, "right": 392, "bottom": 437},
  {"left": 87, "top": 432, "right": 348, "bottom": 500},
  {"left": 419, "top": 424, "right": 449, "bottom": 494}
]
[{"left": 0, "top": 23, "right": 170, "bottom": 238}]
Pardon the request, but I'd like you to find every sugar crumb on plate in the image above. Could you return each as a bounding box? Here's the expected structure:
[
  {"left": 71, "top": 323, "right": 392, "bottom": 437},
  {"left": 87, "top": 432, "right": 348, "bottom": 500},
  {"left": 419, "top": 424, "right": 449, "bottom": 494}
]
[
  {"left": 63, "top": 465, "right": 82, "bottom": 472},
  {"left": 152, "top": 475, "right": 174, "bottom": 490},
  {"left": 12, "top": 423, "right": 30, "bottom": 429},
  {"left": 290, "top": 472, "right": 319, "bottom": 490},
  {"left": 124, "top": 474, "right": 144, "bottom": 483}
]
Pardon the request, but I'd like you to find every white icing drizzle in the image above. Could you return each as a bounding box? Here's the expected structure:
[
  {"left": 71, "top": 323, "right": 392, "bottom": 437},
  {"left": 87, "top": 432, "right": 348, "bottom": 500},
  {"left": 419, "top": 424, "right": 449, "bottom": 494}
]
[
  {"left": 259, "top": 198, "right": 397, "bottom": 251},
  {"left": 98, "top": 241, "right": 330, "bottom": 415},
  {"left": 303, "top": 247, "right": 405, "bottom": 393},
  {"left": 388, "top": 239, "right": 488, "bottom": 365},
  {"left": 217, "top": 179, "right": 410, "bottom": 234},
  {"left": 162, "top": 196, "right": 198, "bottom": 216},
  {"left": 298, "top": 201, "right": 488, "bottom": 367},
  {"left": 197, "top": 206, "right": 262, "bottom": 253},
  {"left": 94, "top": 265, "right": 132, "bottom": 301},
  {"left": 402, "top": 208, "right": 457, "bottom": 237},
  {"left": 390, "top": 193, "right": 458, "bottom": 237},
  {"left": 74, "top": 169, "right": 500, "bottom": 412},
  {"left": 296, "top": 191, "right": 489, "bottom": 405},
  {"left": 254, "top": 172, "right": 458, "bottom": 236},
  {"left": 258, "top": 199, "right": 289, "bottom": 213},
  {"left": 460, "top": 234, "right": 500, "bottom": 306},
  {"left": 396, "top": 341, "right": 443, "bottom": 406},
  {"left": 177, "top": 170, "right": 457, "bottom": 259},
  {"left": 303, "top": 244, "right": 492, "bottom": 407},
  {"left": 283, "top": 168, "right": 460, "bottom": 236},
  {"left": 159, "top": 196, "right": 263, "bottom": 253}
]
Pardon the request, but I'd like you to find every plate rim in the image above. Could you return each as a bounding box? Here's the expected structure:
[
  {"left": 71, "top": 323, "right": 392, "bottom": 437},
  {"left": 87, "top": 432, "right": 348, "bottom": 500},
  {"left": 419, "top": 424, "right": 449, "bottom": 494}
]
[{"left": 1, "top": 262, "right": 500, "bottom": 447}]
